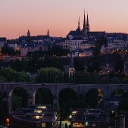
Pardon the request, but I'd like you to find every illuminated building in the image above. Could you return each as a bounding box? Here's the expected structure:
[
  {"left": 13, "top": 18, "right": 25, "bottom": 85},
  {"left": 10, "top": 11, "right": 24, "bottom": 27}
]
[{"left": 9, "top": 105, "right": 59, "bottom": 128}]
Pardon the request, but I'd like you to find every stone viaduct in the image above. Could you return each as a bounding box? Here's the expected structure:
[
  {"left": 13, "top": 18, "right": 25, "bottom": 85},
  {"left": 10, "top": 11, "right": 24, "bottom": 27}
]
[{"left": 0, "top": 82, "right": 128, "bottom": 112}]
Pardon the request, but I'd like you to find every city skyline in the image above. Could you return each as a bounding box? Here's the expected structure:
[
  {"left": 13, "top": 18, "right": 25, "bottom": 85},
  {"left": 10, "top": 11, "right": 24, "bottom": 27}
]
[{"left": 0, "top": 0, "right": 128, "bottom": 39}]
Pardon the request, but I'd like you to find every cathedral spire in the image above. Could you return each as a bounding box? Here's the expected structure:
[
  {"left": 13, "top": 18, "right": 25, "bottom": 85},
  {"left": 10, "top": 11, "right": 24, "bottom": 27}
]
[
  {"left": 78, "top": 17, "right": 80, "bottom": 28},
  {"left": 83, "top": 9, "right": 86, "bottom": 36},
  {"left": 86, "top": 11, "right": 90, "bottom": 33}
]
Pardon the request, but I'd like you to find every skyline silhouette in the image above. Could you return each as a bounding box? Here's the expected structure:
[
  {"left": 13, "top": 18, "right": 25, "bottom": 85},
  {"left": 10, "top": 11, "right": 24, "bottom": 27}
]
[{"left": 0, "top": 0, "right": 128, "bottom": 39}]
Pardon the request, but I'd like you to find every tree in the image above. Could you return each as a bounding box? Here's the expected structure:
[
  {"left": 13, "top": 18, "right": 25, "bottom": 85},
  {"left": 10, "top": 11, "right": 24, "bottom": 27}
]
[
  {"left": 37, "top": 67, "right": 63, "bottom": 83},
  {"left": 92, "top": 35, "right": 107, "bottom": 55},
  {"left": 12, "top": 87, "right": 28, "bottom": 110},
  {"left": 0, "top": 76, "right": 6, "bottom": 82},
  {"left": 27, "top": 53, "right": 40, "bottom": 72},
  {"left": 2, "top": 45, "right": 16, "bottom": 55},
  {"left": 12, "top": 95, "right": 22, "bottom": 110},
  {"left": 11, "top": 58, "right": 28, "bottom": 72},
  {"left": 35, "top": 88, "right": 53, "bottom": 105},
  {"left": 0, "top": 68, "right": 30, "bottom": 82}
]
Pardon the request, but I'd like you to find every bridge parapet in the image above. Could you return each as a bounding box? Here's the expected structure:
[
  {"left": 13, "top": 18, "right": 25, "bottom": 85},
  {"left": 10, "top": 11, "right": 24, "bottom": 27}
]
[{"left": 0, "top": 83, "right": 128, "bottom": 113}]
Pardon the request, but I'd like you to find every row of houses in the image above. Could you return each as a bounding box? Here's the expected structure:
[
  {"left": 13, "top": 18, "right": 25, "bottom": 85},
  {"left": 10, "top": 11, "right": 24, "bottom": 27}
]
[
  {"left": 1, "top": 12, "right": 128, "bottom": 57},
  {"left": 1, "top": 33, "right": 128, "bottom": 58},
  {"left": 0, "top": 32, "right": 63, "bottom": 56}
]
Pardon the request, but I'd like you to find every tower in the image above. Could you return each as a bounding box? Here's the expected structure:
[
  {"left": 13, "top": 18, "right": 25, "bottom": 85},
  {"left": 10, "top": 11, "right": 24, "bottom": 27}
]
[
  {"left": 78, "top": 17, "right": 80, "bottom": 28},
  {"left": 82, "top": 10, "right": 88, "bottom": 40},
  {"left": 68, "top": 49, "right": 75, "bottom": 77},
  {"left": 47, "top": 30, "right": 49, "bottom": 36},
  {"left": 82, "top": 9, "right": 86, "bottom": 36},
  {"left": 27, "top": 29, "right": 30, "bottom": 37},
  {"left": 86, "top": 12, "right": 90, "bottom": 33}
]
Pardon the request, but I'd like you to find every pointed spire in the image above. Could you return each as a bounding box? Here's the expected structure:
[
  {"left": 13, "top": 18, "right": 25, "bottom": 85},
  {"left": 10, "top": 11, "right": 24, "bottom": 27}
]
[
  {"left": 83, "top": 9, "right": 85, "bottom": 28},
  {"left": 87, "top": 11, "right": 89, "bottom": 22},
  {"left": 83, "top": 9, "right": 86, "bottom": 36},
  {"left": 86, "top": 11, "right": 90, "bottom": 33},
  {"left": 78, "top": 17, "right": 80, "bottom": 28}
]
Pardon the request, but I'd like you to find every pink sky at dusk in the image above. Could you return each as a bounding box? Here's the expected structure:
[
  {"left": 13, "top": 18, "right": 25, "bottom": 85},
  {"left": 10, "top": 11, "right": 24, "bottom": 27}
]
[{"left": 0, "top": 0, "right": 128, "bottom": 39}]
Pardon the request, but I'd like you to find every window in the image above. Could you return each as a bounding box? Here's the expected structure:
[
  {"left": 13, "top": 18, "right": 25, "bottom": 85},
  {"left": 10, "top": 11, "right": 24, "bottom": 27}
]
[{"left": 42, "top": 123, "right": 46, "bottom": 127}]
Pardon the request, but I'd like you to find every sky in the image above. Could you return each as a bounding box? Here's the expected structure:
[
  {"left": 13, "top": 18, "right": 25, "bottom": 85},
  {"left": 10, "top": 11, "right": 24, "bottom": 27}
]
[{"left": 0, "top": 0, "right": 128, "bottom": 39}]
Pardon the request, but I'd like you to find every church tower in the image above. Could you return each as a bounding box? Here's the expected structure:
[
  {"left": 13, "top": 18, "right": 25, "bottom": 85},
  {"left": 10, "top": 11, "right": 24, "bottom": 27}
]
[
  {"left": 27, "top": 29, "right": 30, "bottom": 37},
  {"left": 82, "top": 10, "right": 88, "bottom": 40},
  {"left": 47, "top": 30, "right": 49, "bottom": 36},
  {"left": 75, "top": 17, "right": 81, "bottom": 35},
  {"left": 68, "top": 49, "right": 75, "bottom": 77},
  {"left": 86, "top": 12, "right": 90, "bottom": 33},
  {"left": 78, "top": 17, "right": 80, "bottom": 28},
  {"left": 82, "top": 9, "right": 86, "bottom": 36}
]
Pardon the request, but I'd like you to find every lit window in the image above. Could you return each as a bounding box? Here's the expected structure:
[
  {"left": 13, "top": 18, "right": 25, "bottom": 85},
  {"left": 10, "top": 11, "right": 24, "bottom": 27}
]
[
  {"left": 34, "top": 116, "right": 41, "bottom": 119},
  {"left": 98, "top": 89, "right": 102, "bottom": 93},
  {"left": 85, "top": 122, "right": 89, "bottom": 126},
  {"left": 37, "top": 105, "right": 46, "bottom": 109},
  {"left": 34, "top": 109, "right": 42, "bottom": 113},
  {"left": 72, "top": 111, "right": 77, "bottom": 115},
  {"left": 42, "top": 123, "right": 46, "bottom": 127}
]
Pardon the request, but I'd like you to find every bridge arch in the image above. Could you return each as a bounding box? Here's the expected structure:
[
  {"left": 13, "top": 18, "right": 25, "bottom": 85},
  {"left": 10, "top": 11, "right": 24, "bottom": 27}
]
[
  {"left": 58, "top": 85, "right": 77, "bottom": 95},
  {"left": 35, "top": 87, "right": 53, "bottom": 105},
  {"left": 85, "top": 88, "right": 104, "bottom": 108},
  {"left": 8, "top": 87, "right": 28, "bottom": 112},
  {"left": 105, "top": 84, "right": 128, "bottom": 97},
  {"left": 58, "top": 88, "right": 77, "bottom": 107},
  {"left": 1, "top": 83, "right": 128, "bottom": 113},
  {"left": 110, "top": 88, "right": 127, "bottom": 98}
]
